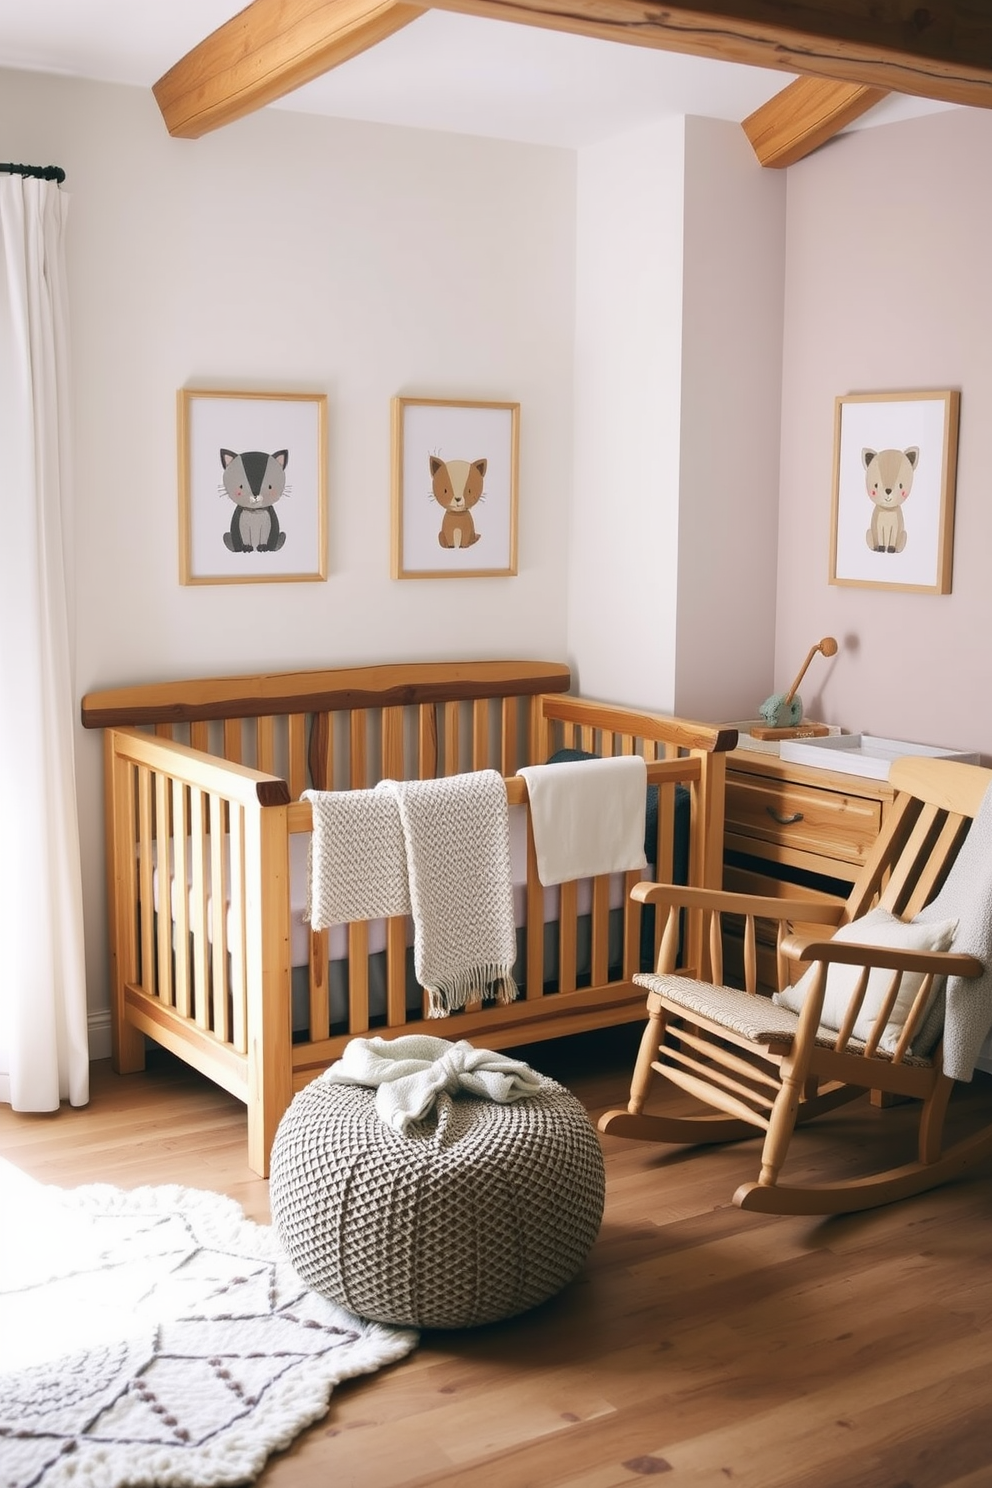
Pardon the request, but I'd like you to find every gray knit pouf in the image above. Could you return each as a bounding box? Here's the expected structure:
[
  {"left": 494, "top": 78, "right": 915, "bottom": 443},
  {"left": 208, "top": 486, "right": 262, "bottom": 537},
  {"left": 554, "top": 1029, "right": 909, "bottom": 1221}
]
[{"left": 269, "top": 1072, "right": 605, "bottom": 1330}]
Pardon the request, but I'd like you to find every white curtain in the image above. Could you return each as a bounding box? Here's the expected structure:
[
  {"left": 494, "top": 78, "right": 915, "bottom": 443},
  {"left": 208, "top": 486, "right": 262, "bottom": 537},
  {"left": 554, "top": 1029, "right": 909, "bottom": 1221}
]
[{"left": 0, "top": 173, "right": 89, "bottom": 1109}]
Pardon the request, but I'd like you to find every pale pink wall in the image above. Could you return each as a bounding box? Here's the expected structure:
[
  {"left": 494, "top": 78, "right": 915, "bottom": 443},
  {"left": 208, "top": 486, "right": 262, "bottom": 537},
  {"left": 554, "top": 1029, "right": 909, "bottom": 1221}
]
[{"left": 777, "top": 107, "right": 992, "bottom": 759}]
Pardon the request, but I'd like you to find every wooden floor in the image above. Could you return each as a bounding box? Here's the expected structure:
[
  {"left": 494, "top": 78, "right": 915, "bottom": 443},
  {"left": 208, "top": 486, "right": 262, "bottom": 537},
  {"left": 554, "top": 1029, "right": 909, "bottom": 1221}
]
[{"left": 3, "top": 1028, "right": 992, "bottom": 1487}]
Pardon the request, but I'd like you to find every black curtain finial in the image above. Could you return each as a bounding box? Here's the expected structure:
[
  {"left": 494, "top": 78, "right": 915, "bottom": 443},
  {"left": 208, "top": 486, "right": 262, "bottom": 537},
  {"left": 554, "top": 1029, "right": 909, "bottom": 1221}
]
[{"left": 0, "top": 163, "right": 66, "bottom": 184}]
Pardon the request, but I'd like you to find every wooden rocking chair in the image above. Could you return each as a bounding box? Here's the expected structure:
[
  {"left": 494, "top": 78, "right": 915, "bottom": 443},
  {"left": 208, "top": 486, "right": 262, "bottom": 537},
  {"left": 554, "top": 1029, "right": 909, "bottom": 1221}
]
[{"left": 600, "top": 756, "right": 992, "bottom": 1215}]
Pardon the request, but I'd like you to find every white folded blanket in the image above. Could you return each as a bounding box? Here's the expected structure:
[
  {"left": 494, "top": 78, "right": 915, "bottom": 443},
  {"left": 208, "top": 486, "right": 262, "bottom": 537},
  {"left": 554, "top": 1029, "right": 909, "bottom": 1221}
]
[
  {"left": 517, "top": 754, "right": 648, "bottom": 887},
  {"left": 323, "top": 1034, "right": 544, "bottom": 1133}
]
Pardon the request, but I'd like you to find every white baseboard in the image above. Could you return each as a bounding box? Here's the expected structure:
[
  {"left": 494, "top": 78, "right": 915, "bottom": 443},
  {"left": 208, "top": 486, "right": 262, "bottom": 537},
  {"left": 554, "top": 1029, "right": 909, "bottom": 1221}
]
[{"left": 88, "top": 1009, "right": 112, "bottom": 1062}]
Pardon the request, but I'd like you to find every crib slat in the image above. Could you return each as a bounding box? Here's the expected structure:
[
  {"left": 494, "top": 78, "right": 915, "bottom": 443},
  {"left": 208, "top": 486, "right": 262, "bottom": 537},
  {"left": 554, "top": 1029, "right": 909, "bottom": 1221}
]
[
  {"left": 383, "top": 706, "right": 404, "bottom": 779},
  {"left": 655, "top": 781, "right": 675, "bottom": 883},
  {"left": 351, "top": 709, "right": 367, "bottom": 789},
  {"left": 309, "top": 712, "right": 333, "bottom": 791},
  {"left": 501, "top": 696, "right": 517, "bottom": 775},
  {"left": 308, "top": 928, "right": 330, "bottom": 1043},
  {"left": 525, "top": 811, "right": 544, "bottom": 999},
  {"left": 210, "top": 792, "right": 229, "bottom": 1043},
  {"left": 119, "top": 759, "right": 139, "bottom": 986},
  {"left": 189, "top": 786, "right": 210, "bottom": 1029},
  {"left": 172, "top": 779, "right": 191, "bottom": 1020},
  {"left": 223, "top": 718, "right": 242, "bottom": 764},
  {"left": 137, "top": 767, "right": 155, "bottom": 1002},
  {"left": 559, "top": 880, "right": 578, "bottom": 993},
  {"left": 419, "top": 704, "right": 437, "bottom": 779},
  {"left": 473, "top": 698, "right": 488, "bottom": 771},
  {"left": 155, "top": 771, "right": 174, "bottom": 1009},
  {"left": 190, "top": 721, "right": 209, "bottom": 753},
  {"left": 531, "top": 694, "right": 551, "bottom": 766},
  {"left": 256, "top": 715, "right": 275, "bottom": 776},
  {"left": 229, "top": 804, "right": 247, "bottom": 1052},
  {"left": 591, "top": 875, "right": 610, "bottom": 987},
  {"left": 444, "top": 701, "right": 459, "bottom": 775},
  {"left": 386, "top": 918, "right": 407, "bottom": 1026},
  {"left": 287, "top": 714, "right": 307, "bottom": 801},
  {"left": 348, "top": 921, "right": 370, "bottom": 1032}
]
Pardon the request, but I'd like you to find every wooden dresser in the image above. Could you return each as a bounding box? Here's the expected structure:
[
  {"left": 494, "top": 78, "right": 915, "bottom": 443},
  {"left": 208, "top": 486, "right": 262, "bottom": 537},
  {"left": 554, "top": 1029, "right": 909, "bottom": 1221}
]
[{"left": 722, "top": 747, "right": 895, "bottom": 991}]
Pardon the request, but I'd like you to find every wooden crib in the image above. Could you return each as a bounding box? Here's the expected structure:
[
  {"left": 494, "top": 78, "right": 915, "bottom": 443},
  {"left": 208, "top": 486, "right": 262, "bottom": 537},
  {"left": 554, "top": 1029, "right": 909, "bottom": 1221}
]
[{"left": 81, "top": 660, "right": 735, "bottom": 1174}]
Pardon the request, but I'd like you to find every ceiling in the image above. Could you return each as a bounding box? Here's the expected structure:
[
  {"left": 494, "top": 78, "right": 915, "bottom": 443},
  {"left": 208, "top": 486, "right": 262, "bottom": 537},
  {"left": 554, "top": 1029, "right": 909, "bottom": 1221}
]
[{"left": 0, "top": 0, "right": 958, "bottom": 151}]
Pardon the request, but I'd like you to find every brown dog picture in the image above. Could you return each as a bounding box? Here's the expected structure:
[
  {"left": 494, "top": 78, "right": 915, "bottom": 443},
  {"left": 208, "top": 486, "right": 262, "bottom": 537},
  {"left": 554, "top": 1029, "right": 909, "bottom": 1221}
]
[
  {"left": 391, "top": 397, "right": 519, "bottom": 578},
  {"left": 429, "top": 456, "right": 487, "bottom": 550}
]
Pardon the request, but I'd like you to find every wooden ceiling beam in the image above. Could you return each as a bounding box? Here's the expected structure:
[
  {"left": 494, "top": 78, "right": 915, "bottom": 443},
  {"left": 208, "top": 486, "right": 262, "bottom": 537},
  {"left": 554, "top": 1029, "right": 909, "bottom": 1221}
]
[
  {"left": 154, "top": 0, "right": 992, "bottom": 141},
  {"left": 742, "top": 77, "right": 890, "bottom": 168},
  {"left": 154, "top": 0, "right": 425, "bottom": 139},
  {"left": 426, "top": 0, "right": 992, "bottom": 108}
]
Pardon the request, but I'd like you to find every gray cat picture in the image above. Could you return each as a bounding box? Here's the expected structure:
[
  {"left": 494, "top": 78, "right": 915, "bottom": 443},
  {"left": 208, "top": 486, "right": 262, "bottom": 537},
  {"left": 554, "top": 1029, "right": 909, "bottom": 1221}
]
[{"left": 220, "top": 448, "right": 289, "bottom": 552}]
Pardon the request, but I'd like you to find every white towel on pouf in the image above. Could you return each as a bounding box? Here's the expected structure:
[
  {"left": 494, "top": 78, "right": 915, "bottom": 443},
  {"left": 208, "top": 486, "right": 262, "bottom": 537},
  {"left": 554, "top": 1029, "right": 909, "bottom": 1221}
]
[{"left": 323, "top": 1034, "right": 544, "bottom": 1133}]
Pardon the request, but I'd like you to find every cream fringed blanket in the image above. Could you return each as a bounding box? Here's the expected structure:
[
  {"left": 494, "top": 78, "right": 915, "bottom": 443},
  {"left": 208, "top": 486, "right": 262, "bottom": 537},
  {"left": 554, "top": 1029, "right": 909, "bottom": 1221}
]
[{"left": 304, "top": 770, "right": 518, "bottom": 1018}]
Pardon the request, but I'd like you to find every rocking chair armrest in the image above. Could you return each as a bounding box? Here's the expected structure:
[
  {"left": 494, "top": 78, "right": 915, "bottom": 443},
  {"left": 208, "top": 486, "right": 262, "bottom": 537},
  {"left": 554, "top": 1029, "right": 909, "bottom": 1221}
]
[
  {"left": 779, "top": 932, "right": 984, "bottom": 979},
  {"left": 630, "top": 880, "right": 844, "bottom": 925}
]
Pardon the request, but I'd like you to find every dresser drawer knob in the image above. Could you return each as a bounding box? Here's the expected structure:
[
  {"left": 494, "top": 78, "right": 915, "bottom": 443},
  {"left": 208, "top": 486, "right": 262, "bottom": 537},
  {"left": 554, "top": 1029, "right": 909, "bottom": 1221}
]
[{"left": 767, "top": 807, "right": 804, "bottom": 826}]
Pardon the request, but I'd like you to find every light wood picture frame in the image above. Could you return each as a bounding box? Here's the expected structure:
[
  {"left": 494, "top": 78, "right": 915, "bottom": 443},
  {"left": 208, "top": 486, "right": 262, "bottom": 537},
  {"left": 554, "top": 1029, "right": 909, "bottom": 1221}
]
[
  {"left": 391, "top": 396, "right": 519, "bottom": 579},
  {"left": 829, "top": 389, "right": 960, "bottom": 594},
  {"left": 179, "top": 389, "right": 327, "bottom": 585}
]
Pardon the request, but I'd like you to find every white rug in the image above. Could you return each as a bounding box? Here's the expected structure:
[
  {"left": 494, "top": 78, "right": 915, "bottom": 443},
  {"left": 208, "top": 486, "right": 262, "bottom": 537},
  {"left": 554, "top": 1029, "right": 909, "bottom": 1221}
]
[{"left": 0, "top": 1161, "right": 418, "bottom": 1487}]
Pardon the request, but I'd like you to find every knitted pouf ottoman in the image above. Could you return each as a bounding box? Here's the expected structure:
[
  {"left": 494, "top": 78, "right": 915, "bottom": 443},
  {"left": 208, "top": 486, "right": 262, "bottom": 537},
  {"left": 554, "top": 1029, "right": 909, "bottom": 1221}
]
[{"left": 269, "top": 1035, "right": 606, "bottom": 1330}]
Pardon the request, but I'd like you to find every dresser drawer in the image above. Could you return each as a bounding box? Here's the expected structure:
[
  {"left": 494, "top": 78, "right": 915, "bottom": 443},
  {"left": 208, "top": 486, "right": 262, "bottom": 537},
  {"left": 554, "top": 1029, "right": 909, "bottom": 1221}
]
[{"left": 726, "top": 776, "right": 882, "bottom": 866}]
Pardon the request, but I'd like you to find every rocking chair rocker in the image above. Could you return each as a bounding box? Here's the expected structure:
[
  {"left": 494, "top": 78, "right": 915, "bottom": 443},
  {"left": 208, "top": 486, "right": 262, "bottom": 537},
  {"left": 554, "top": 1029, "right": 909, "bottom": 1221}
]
[{"left": 600, "top": 756, "right": 992, "bottom": 1216}]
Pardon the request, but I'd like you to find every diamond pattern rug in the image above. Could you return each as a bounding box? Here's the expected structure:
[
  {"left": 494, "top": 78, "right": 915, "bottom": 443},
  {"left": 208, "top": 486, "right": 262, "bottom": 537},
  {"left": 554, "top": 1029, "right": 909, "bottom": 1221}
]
[{"left": 0, "top": 1160, "right": 418, "bottom": 1487}]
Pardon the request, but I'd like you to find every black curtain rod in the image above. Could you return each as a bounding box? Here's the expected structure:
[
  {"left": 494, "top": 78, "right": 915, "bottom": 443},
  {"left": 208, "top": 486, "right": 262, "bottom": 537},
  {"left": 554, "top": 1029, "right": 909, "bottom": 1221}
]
[{"left": 0, "top": 163, "right": 65, "bottom": 183}]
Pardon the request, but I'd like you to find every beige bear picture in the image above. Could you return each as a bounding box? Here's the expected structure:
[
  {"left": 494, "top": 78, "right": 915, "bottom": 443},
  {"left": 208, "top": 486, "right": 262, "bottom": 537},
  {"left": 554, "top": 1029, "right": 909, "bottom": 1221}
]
[
  {"left": 829, "top": 390, "right": 959, "bottom": 595},
  {"left": 863, "top": 445, "right": 918, "bottom": 553}
]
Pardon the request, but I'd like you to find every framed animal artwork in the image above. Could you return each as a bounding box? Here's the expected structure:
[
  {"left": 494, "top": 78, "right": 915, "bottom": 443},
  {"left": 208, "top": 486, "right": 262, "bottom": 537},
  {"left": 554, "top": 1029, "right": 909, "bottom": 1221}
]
[
  {"left": 178, "top": 389, "right": 328, "bottom": 584},
  {"left": 391, "top": 396, "right": 519, "bottom": 579},
  {"left": 829, "top": 389, "right": 960, "bottom": 594}
]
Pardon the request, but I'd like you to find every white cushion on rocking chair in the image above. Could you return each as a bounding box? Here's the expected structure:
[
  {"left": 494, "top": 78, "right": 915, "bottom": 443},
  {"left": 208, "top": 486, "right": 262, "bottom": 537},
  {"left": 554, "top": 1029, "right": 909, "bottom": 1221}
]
[{"left": 774, "top": 907, "right": 958, "bottom": 1053}]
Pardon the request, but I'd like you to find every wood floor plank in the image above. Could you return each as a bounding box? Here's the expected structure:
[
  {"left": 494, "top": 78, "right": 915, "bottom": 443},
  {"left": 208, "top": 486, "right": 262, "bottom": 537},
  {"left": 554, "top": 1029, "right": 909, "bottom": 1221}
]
[{"left": 2, "top": 1029, "right": 991, "bottom": 1486}]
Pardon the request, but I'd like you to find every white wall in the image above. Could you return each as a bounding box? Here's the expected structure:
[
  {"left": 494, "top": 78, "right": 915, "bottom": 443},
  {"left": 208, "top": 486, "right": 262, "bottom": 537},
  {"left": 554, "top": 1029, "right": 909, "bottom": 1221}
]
[
  {"left": 0, "top": 68, "right": 579, "bottom": 1022},
  {"left": 569, "top": 119, "right": 686, "bottom": 712},
  {"left": 676, "top": 116, "right": 785, "bottom": 722},
  {"left": 777, "top": 106, "right": 992, "bottom": 756},
  {"left": 569, "top": 115, "right": 785, "bottom": 723}
]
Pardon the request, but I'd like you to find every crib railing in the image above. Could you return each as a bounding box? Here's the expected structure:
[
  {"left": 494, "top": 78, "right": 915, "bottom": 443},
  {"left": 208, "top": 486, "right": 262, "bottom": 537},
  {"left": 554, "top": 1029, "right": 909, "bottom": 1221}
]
[
  {"left": 103, "top": 728, "right": 293, "bottom": 1173},
  {"left": 84, "top": 659, "right": 573, "bottom": 796}
]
